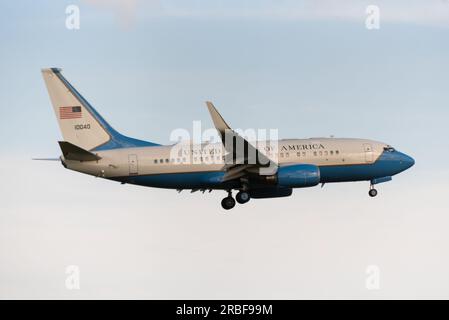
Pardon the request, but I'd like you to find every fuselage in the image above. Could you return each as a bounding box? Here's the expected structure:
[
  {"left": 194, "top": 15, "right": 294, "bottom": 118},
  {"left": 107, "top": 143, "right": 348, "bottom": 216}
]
[{"left": 63, "top": 137, "right": 415, "bottom": 190}]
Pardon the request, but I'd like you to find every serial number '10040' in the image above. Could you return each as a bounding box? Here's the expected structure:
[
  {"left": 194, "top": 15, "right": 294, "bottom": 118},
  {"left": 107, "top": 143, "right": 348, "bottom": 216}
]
[{"left": 74, "top": 124, "right": 91, "bottom": 130}]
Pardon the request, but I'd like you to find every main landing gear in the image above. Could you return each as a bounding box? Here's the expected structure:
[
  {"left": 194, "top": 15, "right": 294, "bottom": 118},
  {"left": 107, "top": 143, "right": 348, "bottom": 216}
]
[
  {"left": 369, "top": 184, "right": 378, "bottom": 197},
  {"left": 221, "top": 194, "right": 236, "bottom": 210},
  {"left": 236, "top": 191, "right": 250, "bottom": 204},
  {"left": 221, "top": 190, "right": 251, "bottom": 210}
]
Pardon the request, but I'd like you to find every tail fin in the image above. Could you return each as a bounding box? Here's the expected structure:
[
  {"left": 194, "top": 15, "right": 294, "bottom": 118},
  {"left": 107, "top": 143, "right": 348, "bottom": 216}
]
[{"left": 41, "top": 68, "right": 159, "bottom": 151}]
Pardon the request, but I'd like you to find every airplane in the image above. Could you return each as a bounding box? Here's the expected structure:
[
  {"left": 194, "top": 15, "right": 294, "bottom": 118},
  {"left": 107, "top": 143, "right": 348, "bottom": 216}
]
[{"left": 40, "top": 68, "right": 415, "bottom": 210}]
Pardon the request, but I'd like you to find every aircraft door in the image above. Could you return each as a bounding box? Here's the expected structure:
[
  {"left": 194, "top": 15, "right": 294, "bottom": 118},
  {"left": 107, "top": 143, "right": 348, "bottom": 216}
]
[
  {"left": 363, "top": 144, "right": 373, "bottom": 163},
  {"left": 128, "top": 154, "right": 138, "bottom": 175}
]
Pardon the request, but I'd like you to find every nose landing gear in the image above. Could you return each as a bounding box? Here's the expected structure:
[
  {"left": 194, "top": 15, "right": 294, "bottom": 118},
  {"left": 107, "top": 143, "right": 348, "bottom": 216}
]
[{"left": 369, "top": 184, "right": 378, "bottom": 197}]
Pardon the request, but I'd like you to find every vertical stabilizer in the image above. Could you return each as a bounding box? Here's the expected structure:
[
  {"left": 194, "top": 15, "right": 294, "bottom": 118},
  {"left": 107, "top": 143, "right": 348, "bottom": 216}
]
[{"left": 41, "top": 68, "right": 159, "bottom": 151}]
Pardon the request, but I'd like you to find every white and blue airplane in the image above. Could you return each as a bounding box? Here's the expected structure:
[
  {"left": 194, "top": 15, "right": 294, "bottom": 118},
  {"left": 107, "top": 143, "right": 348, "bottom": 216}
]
[{"left": 40, "top": 68, "right": 414, "bottom": 210}]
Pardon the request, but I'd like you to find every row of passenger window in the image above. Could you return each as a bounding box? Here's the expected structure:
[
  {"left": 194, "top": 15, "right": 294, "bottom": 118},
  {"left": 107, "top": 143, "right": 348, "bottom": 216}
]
[
  {"left": 280, "top": 150, "right": 340, "bottom": 158},
  {"left": 153, "top": 156, "right": 226, "bottom": 164},
  {"left": 152, "top": 150, "right": 341, "bottom": 164}
]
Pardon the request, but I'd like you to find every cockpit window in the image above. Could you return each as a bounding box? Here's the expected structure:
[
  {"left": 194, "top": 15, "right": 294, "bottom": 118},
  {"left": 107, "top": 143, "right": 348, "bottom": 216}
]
[{"left": 384, "top": 146, "right": 395, "bottom": 152}]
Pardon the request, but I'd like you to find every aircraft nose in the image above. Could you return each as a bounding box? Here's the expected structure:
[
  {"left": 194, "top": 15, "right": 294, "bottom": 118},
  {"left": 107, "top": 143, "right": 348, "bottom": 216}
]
[{"left": 399, "top": 152, "right": 415, "bottom": 170}]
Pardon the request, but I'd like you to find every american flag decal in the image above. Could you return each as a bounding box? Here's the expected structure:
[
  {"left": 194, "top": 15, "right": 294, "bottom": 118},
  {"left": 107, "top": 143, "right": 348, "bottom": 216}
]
[{"left": 59, "top": 106, "right": 82, "bottom": 119}]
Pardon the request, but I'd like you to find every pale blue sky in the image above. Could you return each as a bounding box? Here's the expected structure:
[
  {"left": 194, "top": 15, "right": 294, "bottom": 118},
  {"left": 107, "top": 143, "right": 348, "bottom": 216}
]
[{"left": 1, "top": 1, "right": 449, "bottom": 298}]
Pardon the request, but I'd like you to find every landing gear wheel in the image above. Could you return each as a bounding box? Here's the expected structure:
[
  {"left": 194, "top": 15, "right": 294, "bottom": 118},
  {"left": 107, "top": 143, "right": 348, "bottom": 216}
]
[
  {"left": 236, "top": 191, "right": 250, "bottom": 204},
  {"left": 221, "top": 196, "right": 236, "bottom": 210},
  {"left": 369, "top": 188, "right": 378, "bottom": 197}
]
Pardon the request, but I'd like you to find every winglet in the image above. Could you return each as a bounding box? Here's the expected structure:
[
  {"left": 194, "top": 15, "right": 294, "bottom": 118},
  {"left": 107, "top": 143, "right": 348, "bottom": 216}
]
[{"left": 205, "top": 101, "right": 232, "bottom": 136}]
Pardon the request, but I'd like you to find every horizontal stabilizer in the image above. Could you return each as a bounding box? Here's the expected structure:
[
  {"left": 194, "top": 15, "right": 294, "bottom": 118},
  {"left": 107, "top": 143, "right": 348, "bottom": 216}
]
[
  {"left": 32, "top": 157, "right": 60, "bottom": 161},
  {"left": 58, "top": 141, "right": 101, "bottom": 161}
]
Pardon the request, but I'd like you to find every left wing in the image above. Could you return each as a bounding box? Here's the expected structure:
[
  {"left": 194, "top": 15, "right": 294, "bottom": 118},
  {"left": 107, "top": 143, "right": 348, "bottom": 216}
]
[{"left": 205, "top": 101, "right": 278, "bottom": 182}]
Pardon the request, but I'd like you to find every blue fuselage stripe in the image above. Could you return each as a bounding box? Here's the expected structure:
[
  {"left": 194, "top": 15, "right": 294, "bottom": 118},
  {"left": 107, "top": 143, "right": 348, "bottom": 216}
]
[{"left": 110, "top": 150, "right": 413, "bottom": 189}]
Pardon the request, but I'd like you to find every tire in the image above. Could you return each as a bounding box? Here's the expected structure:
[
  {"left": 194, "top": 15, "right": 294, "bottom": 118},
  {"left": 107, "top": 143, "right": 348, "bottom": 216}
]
[
  {"left": 369, "top": 189, "right": 378, "bottom": 197},
  {"left": 221, "top": 196, "right": 236, "bottom": 210},
  {"left": 236, "top": 191, "right": 250, "bottom": 204}
]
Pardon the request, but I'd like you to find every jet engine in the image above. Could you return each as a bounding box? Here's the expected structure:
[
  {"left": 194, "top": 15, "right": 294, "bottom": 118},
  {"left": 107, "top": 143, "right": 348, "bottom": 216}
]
[
  {"left": 276, "top": 164, "right": 320, "bottom": 188},
  {"left": 248, "top": 164, "right": 321, "bottom": 189}
]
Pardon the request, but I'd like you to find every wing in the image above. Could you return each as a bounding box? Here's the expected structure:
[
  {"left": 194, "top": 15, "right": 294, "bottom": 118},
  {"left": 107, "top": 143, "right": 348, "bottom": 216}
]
[{"left": 205, "top": 101, "right": 278, "bottom": 182}]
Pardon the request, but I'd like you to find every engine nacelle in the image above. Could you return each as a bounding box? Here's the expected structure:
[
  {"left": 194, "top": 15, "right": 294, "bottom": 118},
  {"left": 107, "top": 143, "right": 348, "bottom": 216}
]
[{"left": 277, "top": 164, "right": 320, "bottom": 188}]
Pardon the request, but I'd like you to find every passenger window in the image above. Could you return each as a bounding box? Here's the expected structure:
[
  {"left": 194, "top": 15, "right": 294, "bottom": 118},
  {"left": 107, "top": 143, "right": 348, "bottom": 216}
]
[
  {"left": 313, "top": 151, "right": 317, "bottom": 156},
  {"left": 280, "top": 153, "right": 284, "bottom": 158},
  {"left": 165, "top": 159, "right": 169, "bottom": 163},
  {"left": 302, "top": 152, "right": 306, "bottom": 157},
  {"left": 159, "top": 159, "right": 163, "bottom": 163},
  {"left": 336, "top": 150, "right": 339, "bottom": 155},
  {"left": 154, "top": 159, "right": 158, "bottom": 164},
  {"left": 330, "top": 150, "right": 334, "bottom": 155},
  {"left": 297, "top": 152, "right": 301, "bottom": 157}
]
